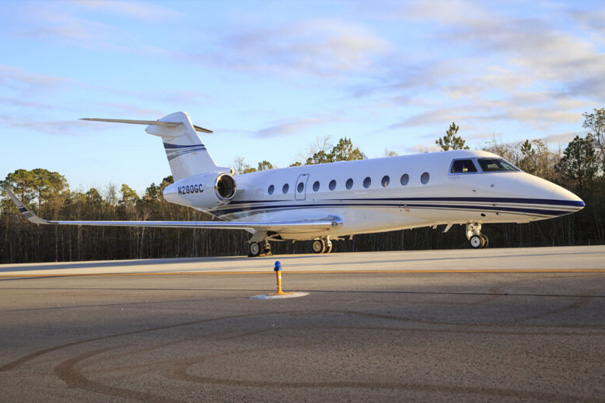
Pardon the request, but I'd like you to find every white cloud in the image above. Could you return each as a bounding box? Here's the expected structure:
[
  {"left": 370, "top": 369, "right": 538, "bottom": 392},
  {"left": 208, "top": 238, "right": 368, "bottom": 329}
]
[
  {"left": 257, "top": 116, "right": 339, "bottom": 137},
  {"left": 191, "top": 19, "right": 390, "bottom": 77},
  {"left": 0, "top": 65, "right": 70, "bottom": 90},
  {"left": 14, "top": 0, "right": 180, "bottom": 51},
  {"left": 352, "top": 0, "right": 604, "bottom": 145},
  {"left": 401, "top": 1, "right": 605, "bottom": 99},
  {"left": 0, "top": 115, "right": 92, "bottom": 136},
  {"left": 0, "top": 96, "right": 54, "bottom": 110},
  {"left": 75, "top": 0, "right": 182, "bottom": 22},
  {"left": 0, "top": 65, "right": 72, "bottom": 100},
  {"left": 542, "top": 131, "right": 586, "bottom": 147},
  {"left": 19, "top": 8, "right": 135, "bottom": 50}
]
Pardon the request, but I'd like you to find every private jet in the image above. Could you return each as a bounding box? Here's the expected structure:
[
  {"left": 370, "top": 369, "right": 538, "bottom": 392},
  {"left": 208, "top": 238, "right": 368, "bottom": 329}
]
[{"left": 4, "top": 112, "right": 585, "bottom": 257}]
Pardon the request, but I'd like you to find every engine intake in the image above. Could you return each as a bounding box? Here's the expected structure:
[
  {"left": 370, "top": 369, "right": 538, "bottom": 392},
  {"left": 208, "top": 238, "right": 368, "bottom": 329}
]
[
  {"left": 215, "top": 173, "right": 236, "bottom": 201},
  {"left": 163, "top": 172, "right": 236, "bottom": 209}
]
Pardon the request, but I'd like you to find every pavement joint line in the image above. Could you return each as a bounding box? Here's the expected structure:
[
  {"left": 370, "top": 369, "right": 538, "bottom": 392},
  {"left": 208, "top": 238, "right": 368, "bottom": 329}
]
[{"left": 1, "top": 268, "right": 605, "bottom": 279}]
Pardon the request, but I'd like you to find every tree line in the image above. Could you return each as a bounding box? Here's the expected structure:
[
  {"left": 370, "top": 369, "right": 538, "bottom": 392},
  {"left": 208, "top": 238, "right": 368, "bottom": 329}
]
[{"left": 1, "top": 109, "right": 604, "bottom": 263}]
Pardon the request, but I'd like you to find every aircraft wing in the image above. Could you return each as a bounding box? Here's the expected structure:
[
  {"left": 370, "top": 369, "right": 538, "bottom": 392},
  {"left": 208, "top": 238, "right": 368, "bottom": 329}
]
[{"left": 3, "top": 187, "right": 342, "bottom": 232}]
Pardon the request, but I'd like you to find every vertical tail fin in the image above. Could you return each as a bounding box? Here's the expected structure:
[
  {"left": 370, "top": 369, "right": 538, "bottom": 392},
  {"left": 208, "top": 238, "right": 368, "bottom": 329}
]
[
  {"left": 146, "top": 112, "right": 226, "bottom": 181},
  {"left": 82, "top": 111, "right": 229, "bottom": 181}
]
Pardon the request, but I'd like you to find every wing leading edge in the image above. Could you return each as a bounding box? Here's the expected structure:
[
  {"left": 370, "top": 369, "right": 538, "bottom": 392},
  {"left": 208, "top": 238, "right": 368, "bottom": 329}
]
[{"left": 2, "top": 187, "right": 342, "bottom": 233}]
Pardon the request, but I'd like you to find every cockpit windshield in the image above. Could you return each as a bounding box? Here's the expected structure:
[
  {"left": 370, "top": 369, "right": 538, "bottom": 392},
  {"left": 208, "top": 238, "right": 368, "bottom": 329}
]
[
  {"left": 477, "top": 158, "right": 519, "bottom": 172},
  {"left": 450, "top": 159, "right": 478, "bottom": 174}
]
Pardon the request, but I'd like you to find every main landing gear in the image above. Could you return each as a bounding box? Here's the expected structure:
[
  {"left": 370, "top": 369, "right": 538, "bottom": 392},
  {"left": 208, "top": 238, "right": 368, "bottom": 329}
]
[
  {"left": 312, "top": 238, "right": 333, "bottom": 254},
  {"left": 466, "top": 222, "right": 489, "bottom": 249},
  {"left": 248, "top": 240, "right": 272, "bottom": 257}
]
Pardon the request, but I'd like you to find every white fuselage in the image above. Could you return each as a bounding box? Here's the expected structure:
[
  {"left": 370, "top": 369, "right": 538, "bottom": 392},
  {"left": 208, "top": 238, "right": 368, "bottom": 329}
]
[{"left": 164, "top": 150, "right": 584, "bottom": 241}]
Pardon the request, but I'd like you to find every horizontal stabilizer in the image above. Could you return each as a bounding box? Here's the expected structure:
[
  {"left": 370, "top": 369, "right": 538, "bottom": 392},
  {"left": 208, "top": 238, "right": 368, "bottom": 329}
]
[{"left": 81, "top": 118, "right": 213, "bottom": 133}]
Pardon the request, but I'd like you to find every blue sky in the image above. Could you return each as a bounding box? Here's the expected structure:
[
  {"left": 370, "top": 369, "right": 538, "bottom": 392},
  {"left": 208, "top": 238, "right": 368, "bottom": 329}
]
[{"left": 1, "top": 0, "right": 604, "bottom": 194}]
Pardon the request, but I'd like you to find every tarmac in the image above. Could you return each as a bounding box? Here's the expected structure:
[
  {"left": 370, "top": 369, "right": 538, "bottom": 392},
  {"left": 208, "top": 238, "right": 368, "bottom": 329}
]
[{"left": 1, "top": 246, "right": 604, "bottom": 402}]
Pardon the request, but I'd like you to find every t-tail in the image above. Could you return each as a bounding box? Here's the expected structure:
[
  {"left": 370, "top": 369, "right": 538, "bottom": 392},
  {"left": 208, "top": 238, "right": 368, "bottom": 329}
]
[{"left": 82, "top": 111, "right": 230, "bottom": 181}]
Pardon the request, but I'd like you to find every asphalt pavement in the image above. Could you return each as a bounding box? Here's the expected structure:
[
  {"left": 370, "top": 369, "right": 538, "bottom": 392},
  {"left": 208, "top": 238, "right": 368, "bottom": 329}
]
[{"left": 1, "top": 246, "right": 604, "bottom": 402}]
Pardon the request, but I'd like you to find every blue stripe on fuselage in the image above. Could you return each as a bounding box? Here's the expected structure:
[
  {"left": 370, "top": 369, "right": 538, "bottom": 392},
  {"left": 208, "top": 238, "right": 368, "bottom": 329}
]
[
  {"left": 226, "top": 196, "right": 585, "bottom": 208},
  {"left": 210, "top": 197, "right": 581, "bottom": 219}
]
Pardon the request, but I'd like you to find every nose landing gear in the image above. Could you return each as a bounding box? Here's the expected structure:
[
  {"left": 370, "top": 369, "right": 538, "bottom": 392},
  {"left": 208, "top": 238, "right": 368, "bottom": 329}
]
[
  {"left": 312, "top": 238, "right": 333, "bottom": 254},
  {"left": 467, "top": 222, "right": 489, "bottom": 249}
]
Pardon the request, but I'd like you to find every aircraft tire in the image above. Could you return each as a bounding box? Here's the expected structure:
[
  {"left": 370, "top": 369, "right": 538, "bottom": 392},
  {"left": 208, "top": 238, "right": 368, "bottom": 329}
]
[
  {"left": 469, "top": 235, "right": 484, "bottom": 249},
  {"left": 312, "top": 239, "right": 326, "bottom": 254},
  {"left": 248, "top": 242, "right": 261, "bottom": 257},
  {"left": 480, "top": 234, "right": 489, "bottom": 248}
]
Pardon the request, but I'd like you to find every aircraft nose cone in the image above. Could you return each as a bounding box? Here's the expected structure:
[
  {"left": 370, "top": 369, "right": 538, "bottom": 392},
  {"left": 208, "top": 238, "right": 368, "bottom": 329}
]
[
  {"left": 554, "top": 182, "right": 584, "bottom": 211},
  {"left": 546, "top": 182, "right": 584, "bottom": 214},
  {"left": 515, "top": 173, "right": 584, "bottom": 216},
  {"left": 569, "top": 194, "right": 585, "bottom": 211}
]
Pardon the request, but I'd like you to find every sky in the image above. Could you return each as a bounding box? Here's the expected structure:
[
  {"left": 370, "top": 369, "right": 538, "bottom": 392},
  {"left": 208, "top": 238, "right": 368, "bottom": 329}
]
[{"left": 1, "top": 0, "right": 604, "bottom": 195}]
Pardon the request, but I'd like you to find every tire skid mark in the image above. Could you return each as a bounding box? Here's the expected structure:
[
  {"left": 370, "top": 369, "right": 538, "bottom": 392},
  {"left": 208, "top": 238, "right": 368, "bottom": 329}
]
[
  {"left": 49, "top": 326, "right": 283, "bottom": 401},
  {"left": 169, "top": 348, "right": 590, "bottom": 402},
  {"left": 316, "top": 325, "right": 605, "bottom": 337},
  {"left": 55, "top": 323, "right": 603, "bottom": 402},
  {"left": 90, "top": 328, "right": 280, "bottom": 376},
  {"left": 498, "top": 287, "right": 605, "bottom": 325},
  {"left": 467, "top": 276, "right": 605, "bottom": 323},
  {"left": 0, "top": 312, "right": 277, "bottom": 373},
  {"left": 54, "top": 347, "right": 184, "bottom": 403},
  {"left": 329, "top": 309, "right": 605, "bottom": 330},
  {"left": 2, "top": 307, "right": 603, "bottom": 375},
  {"left": 3, "top": 310, "right": 603, "bottom": 402}
]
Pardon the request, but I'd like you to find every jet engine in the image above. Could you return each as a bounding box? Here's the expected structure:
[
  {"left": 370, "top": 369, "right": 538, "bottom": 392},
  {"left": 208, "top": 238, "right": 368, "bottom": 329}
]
[{"left": 163, "top": 172, "right": 236, "bottom": 209}]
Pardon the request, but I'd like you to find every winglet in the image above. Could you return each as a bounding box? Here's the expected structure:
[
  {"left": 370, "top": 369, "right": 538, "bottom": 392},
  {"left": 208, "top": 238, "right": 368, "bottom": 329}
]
[{"left": 2, "top": 187, "right": 49, "bottom": 225}]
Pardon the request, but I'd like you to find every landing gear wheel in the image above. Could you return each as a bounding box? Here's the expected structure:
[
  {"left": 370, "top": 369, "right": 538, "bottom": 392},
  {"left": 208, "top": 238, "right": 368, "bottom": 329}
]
[
  {"left": 480, "top": 234, "right": 489, "bottom": 248},
  {"left": 248, "top": 242, "right": 262, "bottom": 257},
  {"left": 312, "top": 239, "right": 326, "bottom": 254},
  {"left": 470, "top": 235, "right": 484, "bottom": 249}
]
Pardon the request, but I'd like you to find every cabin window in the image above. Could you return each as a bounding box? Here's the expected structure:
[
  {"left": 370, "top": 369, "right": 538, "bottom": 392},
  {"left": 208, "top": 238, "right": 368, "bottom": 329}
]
[
  {"left": 400, "top": 174, "right": 409, "bottom": 186},
  {"left": 421, "top": 172, "right": 430, "bottom": 185},
  {"left": 268, "top": 185, "right": 274, "bottom": 195},
  {"left": 346, "top": 178, "right": 354, "bottom": 189},
  {"left": 363, "top": 177, "right": 371, "bottom": 188},
  {"left": 450, "top": 159, "right": 478, "bottom": 174},
  {"left": 381, "top": 175, "right": 390, "bottom": 187},
  {"left": 329, "top": 180, "right": 337, "bottom": 191},
  {"left": 297, "top": 182, "right": 304, "bottom": 193},
  {"left": 478, "top": 158, "right": 519, "bottom": 172},
  {"left": 313, "top": 181, "right": 320, "bottom": 192},
  {"left": 282, "top": 183, "right": 289, "bottom": 194}
]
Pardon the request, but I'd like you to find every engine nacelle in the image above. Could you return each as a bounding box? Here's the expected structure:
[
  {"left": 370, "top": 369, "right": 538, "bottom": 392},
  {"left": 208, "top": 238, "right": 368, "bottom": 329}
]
[{"left": 163, "top": 172, "right": 236, "bottom": 209}]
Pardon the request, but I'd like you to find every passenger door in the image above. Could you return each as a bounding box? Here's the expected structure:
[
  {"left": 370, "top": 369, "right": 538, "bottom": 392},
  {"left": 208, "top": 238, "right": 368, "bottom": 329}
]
[{"left": 295, "top": 174, "right": 309, "bottom": 201}]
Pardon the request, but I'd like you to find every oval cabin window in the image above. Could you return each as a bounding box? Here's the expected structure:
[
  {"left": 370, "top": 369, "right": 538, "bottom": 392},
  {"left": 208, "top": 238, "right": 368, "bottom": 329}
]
[
  {"left": 381, "top": 175, "right": 390, "bottom": 187},
  {"left": 421, "top": 172, "right": 430, "bottom": 185}
]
